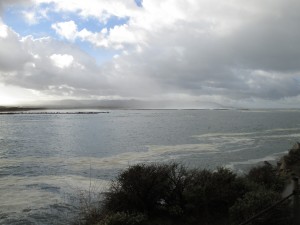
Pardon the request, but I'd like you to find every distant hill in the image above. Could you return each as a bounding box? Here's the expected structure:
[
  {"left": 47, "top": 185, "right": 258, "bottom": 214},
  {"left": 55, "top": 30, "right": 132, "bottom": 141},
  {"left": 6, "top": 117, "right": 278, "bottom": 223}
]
[
  {"left": 1, "top": 99, "right": 230, "bottom": 110},
  {"left": 0, "top": 106, "right": 45, "bottom": 112},
  {"left": 34, "top": 99, "right": 230, "bottom": 110}
]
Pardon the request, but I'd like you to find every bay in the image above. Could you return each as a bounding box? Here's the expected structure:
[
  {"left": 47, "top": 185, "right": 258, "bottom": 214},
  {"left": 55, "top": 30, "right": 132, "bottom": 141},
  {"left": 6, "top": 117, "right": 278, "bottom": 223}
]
[{"left": 0, "top": 109, "right": 300, "bottom": 224}]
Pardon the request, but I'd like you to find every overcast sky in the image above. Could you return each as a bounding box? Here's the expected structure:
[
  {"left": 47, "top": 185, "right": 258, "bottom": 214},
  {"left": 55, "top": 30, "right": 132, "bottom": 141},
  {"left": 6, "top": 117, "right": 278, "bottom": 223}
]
[{"left": 0, "top": 0, "right": 299, "bottom": 108}]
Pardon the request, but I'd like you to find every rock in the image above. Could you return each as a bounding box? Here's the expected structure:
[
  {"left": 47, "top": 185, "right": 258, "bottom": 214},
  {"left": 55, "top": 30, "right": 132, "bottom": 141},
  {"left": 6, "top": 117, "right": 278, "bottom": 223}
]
[
  {"left": 22, "top": 208, "right": 31, "bottom": 212},
  {"left": 292, "top": 142, "right": 300, "bottom": 150}
]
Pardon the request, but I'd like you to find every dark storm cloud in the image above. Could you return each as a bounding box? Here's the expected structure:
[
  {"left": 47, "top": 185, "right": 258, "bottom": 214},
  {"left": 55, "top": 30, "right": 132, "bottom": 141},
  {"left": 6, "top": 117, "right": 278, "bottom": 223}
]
[
  {"left": 0, "top": 0, "right": 32, "bottom": 13},
  {"left": 105, "top": 0, "right": 300, "bottom": 101}
]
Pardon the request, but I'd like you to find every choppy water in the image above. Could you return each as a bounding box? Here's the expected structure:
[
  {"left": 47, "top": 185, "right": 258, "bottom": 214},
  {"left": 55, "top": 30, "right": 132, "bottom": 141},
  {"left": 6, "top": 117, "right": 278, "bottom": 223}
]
[{"left": 1, "top": 109, "right": 300, "bottom": 224}]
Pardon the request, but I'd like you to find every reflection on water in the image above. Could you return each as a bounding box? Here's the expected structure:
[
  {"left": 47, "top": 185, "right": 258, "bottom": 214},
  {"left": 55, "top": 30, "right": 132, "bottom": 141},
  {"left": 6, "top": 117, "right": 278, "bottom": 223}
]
[{"left": 1, "top": 109, "right": 300, "bottom": 224}]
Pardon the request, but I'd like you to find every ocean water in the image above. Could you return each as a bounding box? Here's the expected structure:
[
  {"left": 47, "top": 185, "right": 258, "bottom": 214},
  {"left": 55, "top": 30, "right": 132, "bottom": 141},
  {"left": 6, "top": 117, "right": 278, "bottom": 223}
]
[{"left": 1, "top": 109, "right": 300, "bottom": 224}]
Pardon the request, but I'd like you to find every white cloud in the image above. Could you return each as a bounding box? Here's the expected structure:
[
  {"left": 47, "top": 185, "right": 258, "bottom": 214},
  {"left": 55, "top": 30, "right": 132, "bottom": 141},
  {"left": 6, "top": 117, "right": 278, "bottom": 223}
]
[
  {"left": 77, "top": 28, "right": 108, "bottom": 48},
  {"left": 23, "top": 11, "right": 38, "bottom": 25},
  {"left": 108, "top": 24, "right": 138, "bottom": 46},
  {"left": 50, "top": 54, "right": 74, "bottom": 69},
  {"left": 51, "top": 20, "right": 78, "bottom": 41},
  {"left": 76, "top": 24, "right": 141, "bottom": 50},
  {"left": 0, "top": 23, "right": 8, "bottom": 38}
]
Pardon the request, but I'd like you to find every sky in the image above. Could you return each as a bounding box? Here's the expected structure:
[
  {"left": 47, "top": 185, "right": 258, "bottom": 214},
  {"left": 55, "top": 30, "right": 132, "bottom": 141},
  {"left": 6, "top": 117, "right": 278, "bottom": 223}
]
[{"left": 0, "top": 0, "right": 300, "bottom": 108}]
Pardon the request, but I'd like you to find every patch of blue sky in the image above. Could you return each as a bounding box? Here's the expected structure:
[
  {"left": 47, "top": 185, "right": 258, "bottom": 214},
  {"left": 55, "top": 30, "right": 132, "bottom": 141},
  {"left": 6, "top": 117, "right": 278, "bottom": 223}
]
[
  {"left": 105, "top": 15, "right": 130, "bottom": 29},
  {"left": 56, "top": 13, "right": 128, "bottom": 64},
  {"left": 3, "top": 4, "right": 126, "bottom": 64},
  {"left": 135, "top": 0, "right": 143, "bottom": 7},
  {"left": 73, "top": 14, "right": 130, "bottom": 33},
  {"left": 3, "top": 6, "right": 26, "bottom": 34},
  {"left": 3, "top": 7, "right": 130, "bottom": 38},
  {"left": 3, "top": 4, "right": 130, "bottom": 38},
  {"left": 73, "top": 16, "right": 127, "bottom": 64},
  {"left": 3, "top": 6, "right": 54, "bottom": 38}
]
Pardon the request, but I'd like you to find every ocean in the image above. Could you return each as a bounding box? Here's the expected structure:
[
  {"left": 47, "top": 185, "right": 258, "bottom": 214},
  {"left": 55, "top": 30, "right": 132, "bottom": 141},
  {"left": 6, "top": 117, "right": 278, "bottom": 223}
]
[{"left": 1, "top": 109, "right": 300, "bottom": 224}]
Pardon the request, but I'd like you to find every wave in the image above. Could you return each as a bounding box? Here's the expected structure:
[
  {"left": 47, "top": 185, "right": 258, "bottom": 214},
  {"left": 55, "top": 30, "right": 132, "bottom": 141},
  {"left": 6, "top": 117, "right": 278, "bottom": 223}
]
[
  {"left": 225, "top": 151, "right": 288, "bottom": 170},
  {"left": 0, "top": 175, "right": 109, "bottom": 214},
  {"left": 195, "top": 127, "right": 300, "bottom": 138},
  {"left": 194, "top": 128, "right": 300, "bottom": 147}
]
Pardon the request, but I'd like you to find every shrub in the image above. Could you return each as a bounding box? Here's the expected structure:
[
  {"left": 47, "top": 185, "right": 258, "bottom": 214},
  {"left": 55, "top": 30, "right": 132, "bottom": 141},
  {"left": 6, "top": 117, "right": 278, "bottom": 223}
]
[
  {"left": 72, "top": 189, "right": 105, "bottom": 225},
  {"left": 76, "top": 162, "right": 291, "bottom": 225},
  {"left": 229, "top": 190, "right": 292, "bottom": 225},
  {"left": 284, "top": 143, "right": 300, "bottom": 166},
  {"left": 247, "top": 163, "right": 285, "bottom": 192},
  {"left": 103, "top": 164, "right": 177, "bottom": 215},
  {"left": 183, "top": 168, "right": 249, "bottom": 223}
]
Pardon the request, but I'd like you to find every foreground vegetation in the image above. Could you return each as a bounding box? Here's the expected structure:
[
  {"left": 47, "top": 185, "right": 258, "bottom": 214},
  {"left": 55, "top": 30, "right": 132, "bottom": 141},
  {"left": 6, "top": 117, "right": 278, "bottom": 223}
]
[
  {"left": 73, "top": 142, "right": 300, "bottom": 225},
  {"left": 73, "top": 160, "right": 294, "bottom": 225}
]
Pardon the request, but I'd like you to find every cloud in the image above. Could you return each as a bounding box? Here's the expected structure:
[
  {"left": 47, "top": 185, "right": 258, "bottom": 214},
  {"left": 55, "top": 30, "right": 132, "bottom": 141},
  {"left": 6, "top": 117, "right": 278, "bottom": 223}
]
[
  {"left": 0, "top": 0, "right": 32, "bottom": 14},
  {"left": 0, "top": 32, "right": 110, "bottom": 99},
  {"left": 0, "top": 23, "right": 8, "bottom": 38},
  {"left": 51, "top": 20, "right": 78, "bottom": 41},
  {"left": 50, "top": 54, "right": 74, "bottom": 68},
  {"left": 76, "top": 28, "right": 108, "bottom": 48},
  {"left": 22, "top": 10, "right": 38, "bottom": 25},
  {"left": 0, "top": 21, "right": 32, "bottom": 72},
  {"left": 34, "top": 0, "right": 139, "bottom": 21},
  {"left": 73, "top": 23, "right": 141, "bottom": 50},
  {"left": 95, "top": 0, "right": 300, "bottom": 103},
  {"left": 108, "top": 24, "right": 140, "bottom": 48},
  {"left": 0, "top": 0, "right": 300, "bottom": 107}
]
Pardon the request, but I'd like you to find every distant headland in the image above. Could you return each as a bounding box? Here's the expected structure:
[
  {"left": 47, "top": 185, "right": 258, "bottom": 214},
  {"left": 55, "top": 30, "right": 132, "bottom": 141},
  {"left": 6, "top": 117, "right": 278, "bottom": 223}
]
[{"left": 0, "top": 106, "right": 109, "bottom": 114}]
